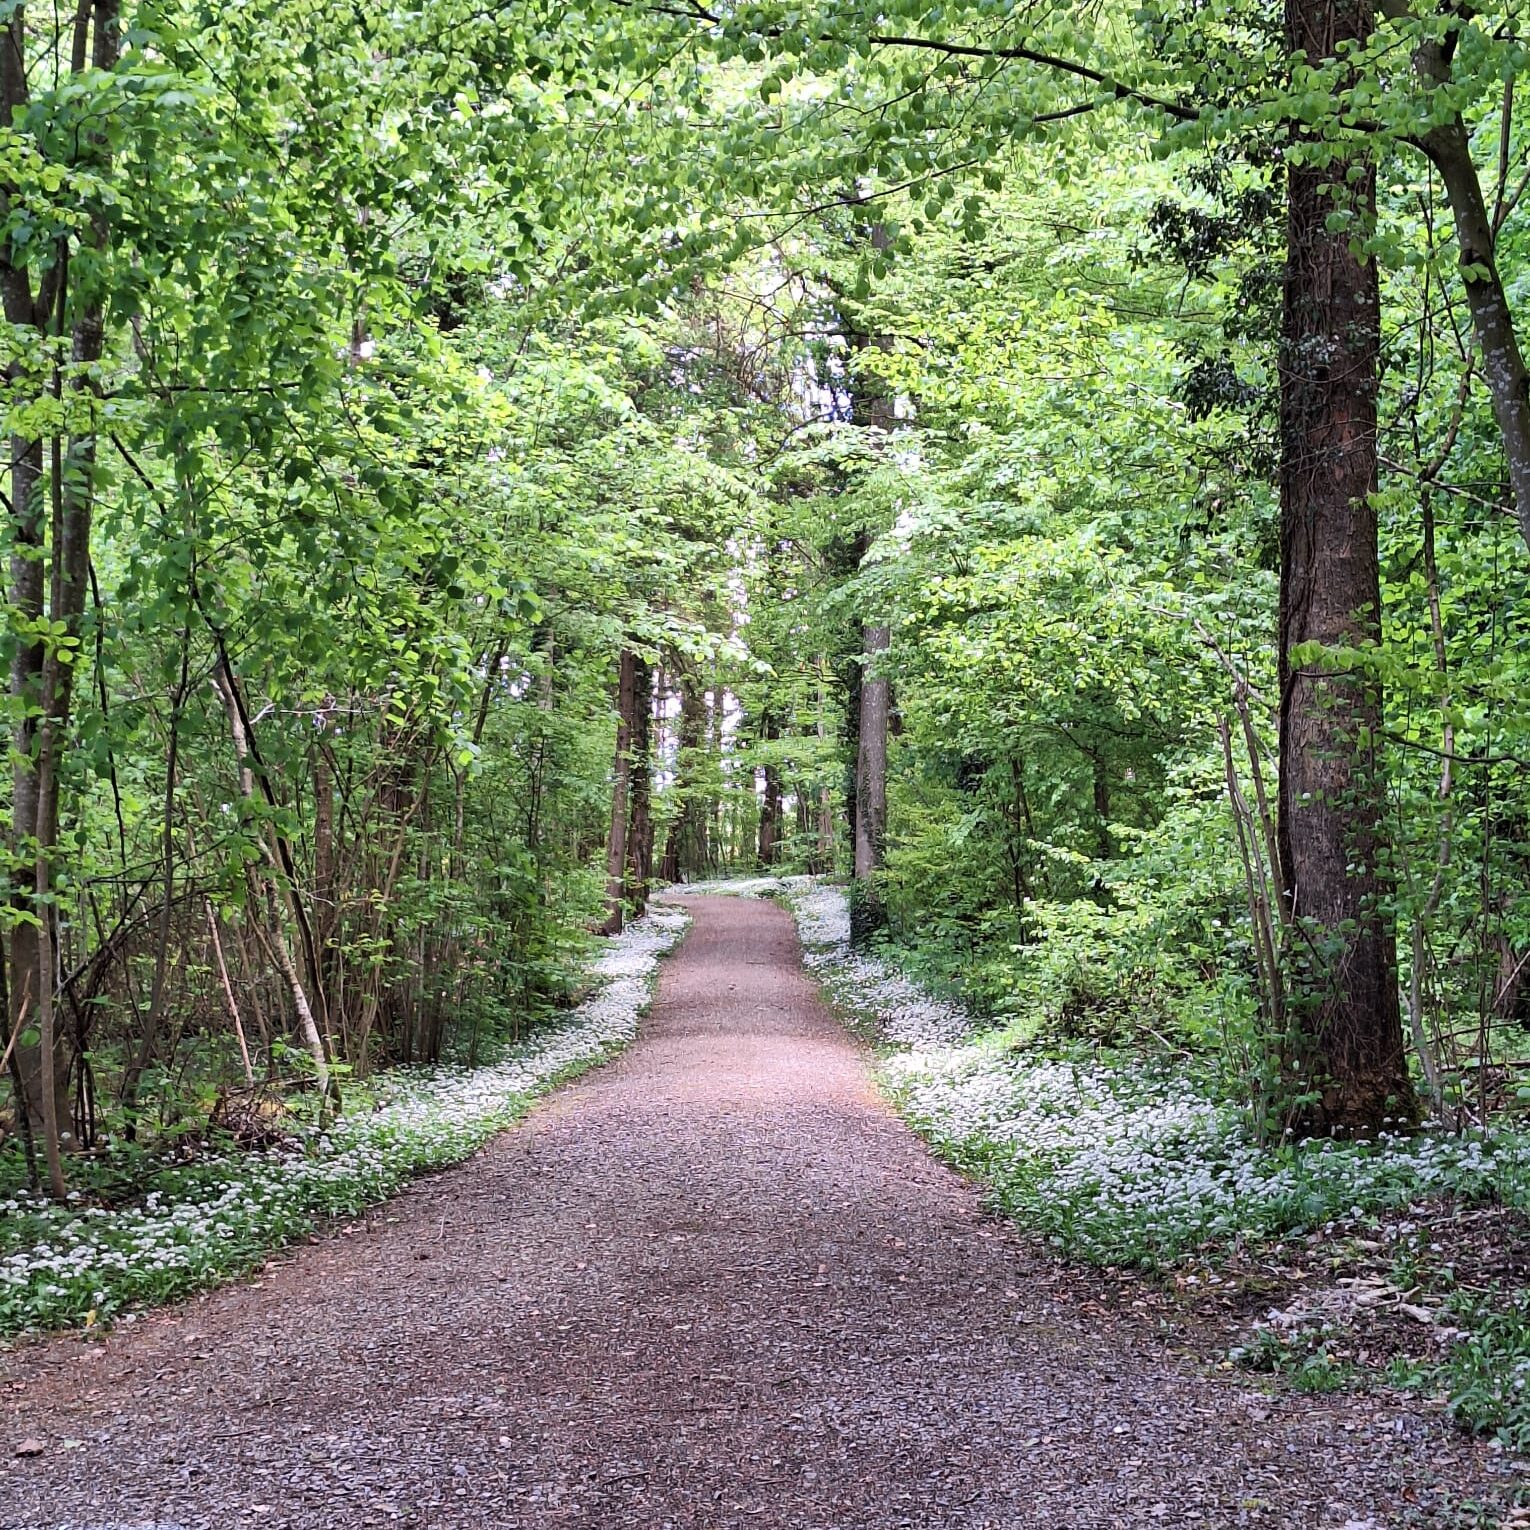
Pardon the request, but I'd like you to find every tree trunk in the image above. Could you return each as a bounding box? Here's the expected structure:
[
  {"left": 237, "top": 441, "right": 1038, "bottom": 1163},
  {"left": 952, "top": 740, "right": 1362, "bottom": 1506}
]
[
  {"left": 669, "top": 665, "right": 708, "bottom": 880},
  {"left": 851, "top": 623, "right": 890, "bottom": 943},
  {"left": 625, "top": 655, "right": 654, "bottom": 917},
  {"left": 705, "top": 672, "right": 723, "bottom": 873},
  {"left": 845, "top": 259, "right": 895, "bottom": 945},
  {"left": 601, "top": 650, "right": 638, "bottom": 935},
  {"left": 816, "top": 786, "right": 835, "bottom": 874},
  {"left": 2, "top": 10, "right": 52, "bottom": 1152},
  {"left": 3, "top": 0, "right": 123, "bottom": 1187},
  {"left": 5, "top": 431, "right": 62, "bottom": 1156},
  {"left": 757, "top": 766, "right": 782, "bottom": 866},
  {"left": 756, "top": 710, "right": 782, "bottom": 867},
  {"left": 1378, "top": 1, "right": 1530, "bottom": 556},
  {"left": 1422, "top": 119, "right": 1530, "bottom": 557},
  {"left": 1278, "top": 0, "right": 1413, "bottom": 1133}
]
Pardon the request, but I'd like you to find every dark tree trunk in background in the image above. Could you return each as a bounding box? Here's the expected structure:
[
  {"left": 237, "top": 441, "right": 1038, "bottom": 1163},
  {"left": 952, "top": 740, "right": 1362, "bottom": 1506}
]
[
  {"left": 658, "top": 823, "right": 680, "bottom": 885},
  {"left": 675, "top": 667, "right": 709, "bottom": 878},
  {"left": 839, "top": 583, "right": 863, "bottom": 869},
  {"left": 757, "top": 710, "right": 782, "bottom": 867},
  {"left": 1278, "top": 0, "right": 1414, "bottom": 1133},
  {"left": 705, "top": 667, "right": 724, "bottom": 873},
  {"left": 852, "top": 625, "right": 890, "bottom": 942},
  {"left": 625, "top": 656, "right": 654, "bottom": 917},
  {"left": 602, "top": 650, "right": 638, "bottom": 936}
]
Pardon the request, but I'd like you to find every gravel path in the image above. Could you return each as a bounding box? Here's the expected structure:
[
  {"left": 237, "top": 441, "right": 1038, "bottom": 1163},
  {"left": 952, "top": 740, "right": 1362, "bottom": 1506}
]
[{"left": 0, "top": 895, "right": 1510, "bottom": 1528}]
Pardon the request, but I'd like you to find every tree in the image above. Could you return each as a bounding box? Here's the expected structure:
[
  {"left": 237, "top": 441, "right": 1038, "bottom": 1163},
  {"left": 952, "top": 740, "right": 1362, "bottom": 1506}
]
[
  {"left": 601, "top": 651, "right": 639, "bottom": 936},
  {"left": 1277, "top": 0, "right": 1413, "bottom": 1131}
]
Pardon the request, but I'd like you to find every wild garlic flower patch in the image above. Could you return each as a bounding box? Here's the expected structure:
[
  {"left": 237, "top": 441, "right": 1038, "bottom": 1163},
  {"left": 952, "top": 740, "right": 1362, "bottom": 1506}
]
[
  {"left": 785, "top": 882, "right": 970, "bottom": 1048},
  {"left": 0, "top": 906, "right": 688, "bottom": 1338},
  {"left": 790, "top": 882, "right": 851, "bottom": 951},
  {"left": 891, "top": 1055, "right": 1530, "bottom": 1265},
  {"left": 779, "top": 880, "right": 1530, "bottom": 1269}
]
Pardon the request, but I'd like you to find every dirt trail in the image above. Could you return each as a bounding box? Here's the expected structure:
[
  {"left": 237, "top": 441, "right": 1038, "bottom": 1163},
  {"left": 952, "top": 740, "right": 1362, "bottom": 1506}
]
[{"left": 0, "top": 895, "right": 1506, "bottom": 1528}]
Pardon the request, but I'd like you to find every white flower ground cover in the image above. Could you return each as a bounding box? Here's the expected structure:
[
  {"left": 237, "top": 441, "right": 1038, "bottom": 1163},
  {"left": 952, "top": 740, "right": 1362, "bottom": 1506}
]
[
  {"left": 778, "top": 881, "right": 1530, "bottom": 1269},
  {"left": 0, "top": 905, "right": 689, "bottom": 1337}
]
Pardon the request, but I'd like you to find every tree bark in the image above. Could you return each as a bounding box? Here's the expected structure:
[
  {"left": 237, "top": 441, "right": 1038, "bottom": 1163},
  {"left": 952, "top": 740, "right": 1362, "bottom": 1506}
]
[
  {"left": 1278, "top": 0, "right": 1414, "bottom": 1133},
  {"left": 3, "top": 0, "right": 123, "bottom": 1186},
  {"left": 665, "top": 664, "right": 708, "bottom": 881},
  {"left": 625, "top": 655, "right": 654, "bottom": 917},
  {"left": 851, "top": 623, "right": 890, "bottom": 943},
  {"left": 756, "top": 709, "right": 782, "bottom": 867},
  {"left": 845, "top": 255, "right": 895, "bottom": 945},
  {"left": 601, "top": 650, "right": 638, "bottom": 935}
]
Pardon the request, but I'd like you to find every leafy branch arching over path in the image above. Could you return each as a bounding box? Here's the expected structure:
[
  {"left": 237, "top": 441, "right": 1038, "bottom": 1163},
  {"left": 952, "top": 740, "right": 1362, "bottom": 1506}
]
[{"left": 0, "top": 897, "right": 1502, "bottom": 1527}]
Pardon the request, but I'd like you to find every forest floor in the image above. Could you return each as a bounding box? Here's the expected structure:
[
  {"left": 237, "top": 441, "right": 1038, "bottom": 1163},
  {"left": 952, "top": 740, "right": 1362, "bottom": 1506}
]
[{"left": 0, "top": 895, "right": 1519, "bottom": 1529}]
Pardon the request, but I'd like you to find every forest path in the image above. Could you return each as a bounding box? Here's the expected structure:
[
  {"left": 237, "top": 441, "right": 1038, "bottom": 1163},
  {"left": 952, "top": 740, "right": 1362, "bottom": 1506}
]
[{"left": 0, "top": 895, "right": 1498, "bottom": 1529}]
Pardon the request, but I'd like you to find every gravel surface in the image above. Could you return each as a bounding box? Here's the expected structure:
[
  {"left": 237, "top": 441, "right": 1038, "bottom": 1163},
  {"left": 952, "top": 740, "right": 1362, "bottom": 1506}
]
[{"left": 0, "top": 895, "right": 1513, "bottom": 1528}]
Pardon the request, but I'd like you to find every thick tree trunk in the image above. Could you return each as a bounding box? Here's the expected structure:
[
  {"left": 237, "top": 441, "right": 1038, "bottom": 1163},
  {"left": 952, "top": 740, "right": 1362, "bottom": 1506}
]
[
  {"left": 852, "top": 661, "right": 888, "bottom": 872},
  {"left": 1278, "top": 0, "right": 1413, "bottom": 1134},
  {"left": 601, "top": 650, "right": 638, "bottom": 935},
  {"left": 757, "top": 767, "right": 782, "bottom": 866},
  {"left": 5, "top": 433, "right": 62, "bottom": 1156}
]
